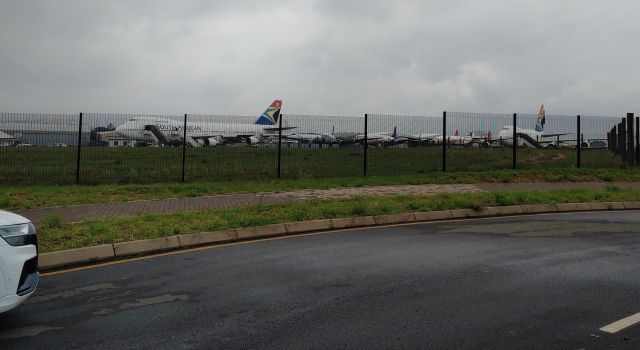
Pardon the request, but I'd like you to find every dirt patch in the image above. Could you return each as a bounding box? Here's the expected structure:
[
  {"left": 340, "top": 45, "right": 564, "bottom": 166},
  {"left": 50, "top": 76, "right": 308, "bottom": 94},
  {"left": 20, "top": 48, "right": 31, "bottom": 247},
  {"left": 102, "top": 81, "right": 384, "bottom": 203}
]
[
  {"left": 520, "top": 152, "right": 546, "bottom": 165},
  {"left": 552, "top": 153, "right": 567, "bottom": 161}
]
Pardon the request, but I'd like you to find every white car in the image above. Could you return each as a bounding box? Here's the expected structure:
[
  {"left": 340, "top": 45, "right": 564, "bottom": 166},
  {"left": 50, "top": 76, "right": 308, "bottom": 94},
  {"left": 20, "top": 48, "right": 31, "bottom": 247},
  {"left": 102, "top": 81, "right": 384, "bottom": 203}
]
[{"left": 0, "top": 210, "right": 38, "bottom": 314}]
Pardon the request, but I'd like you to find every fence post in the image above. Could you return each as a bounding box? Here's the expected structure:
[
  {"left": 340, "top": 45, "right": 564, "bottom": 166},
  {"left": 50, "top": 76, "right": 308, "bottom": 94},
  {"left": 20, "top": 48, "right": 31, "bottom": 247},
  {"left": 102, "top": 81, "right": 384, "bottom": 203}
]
[
  {"left": 620, "top": 120, "right": 626, "bottom": 165},
  {"left": 613, "top": 128, "right": 616, "bottom": 154},
  {"left": 512, "top": 113, "right": 517, "bottom": 170},
  {"left": 277, "top": 113, "right": 283, "bottom": 179},
  {"left": 181, "top": 114, "right": 187, "bottom": 182},
  {"left": 636, "top": 116, "right": 639, "bottom": 166},
  {"left": 363, "top": 114, "right": 368, "bottom": 177},
  {"left": 627, "top": 113, "right": 635, "bottom": 166},
  {"left": 75, "top": 112, "right": 83, "bottom": 185},
  {"left": 617, "top": 124, "right": 620, "bottom": 155},
  {"left": 442, "top": 111, "right": 447, "bottom": 172},
  {"left": 576, "top": 115, "right": 581, "bottom": 168}
]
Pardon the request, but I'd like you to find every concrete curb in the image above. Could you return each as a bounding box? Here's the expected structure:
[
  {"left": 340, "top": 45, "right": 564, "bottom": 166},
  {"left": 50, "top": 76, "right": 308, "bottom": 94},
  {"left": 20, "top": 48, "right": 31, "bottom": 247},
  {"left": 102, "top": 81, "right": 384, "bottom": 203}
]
[
  {"left": 39, "top": 244, "right": 115, "bottom": 270},
  {"left": 113, "top": 236, "right": 180, "bottom": 257},
  {"left": 39, "top": 201, "right": 640, "bottom": 270}
]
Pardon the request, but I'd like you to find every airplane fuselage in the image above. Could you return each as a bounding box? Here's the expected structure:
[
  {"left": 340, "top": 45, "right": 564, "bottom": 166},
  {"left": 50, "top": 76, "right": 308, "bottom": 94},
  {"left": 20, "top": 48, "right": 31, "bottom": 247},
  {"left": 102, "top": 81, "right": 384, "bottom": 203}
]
[
  {"left": 496, "top": 126, "right": 542, "bottom": 147},
  {"left": 115, "top": 118, "right": 273, "bottom": 144}
]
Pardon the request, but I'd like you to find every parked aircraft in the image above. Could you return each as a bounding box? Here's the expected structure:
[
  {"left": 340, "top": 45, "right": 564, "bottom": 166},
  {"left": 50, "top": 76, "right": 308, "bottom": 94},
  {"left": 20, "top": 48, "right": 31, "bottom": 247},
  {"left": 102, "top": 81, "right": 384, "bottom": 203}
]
[
  {"left": 285, "top": 126, "right": 337, "bottom": 144},
  {"left": 496, "top": 105, "right": 568, "bottom": 148},
  {"left": 115, "top": 100, "right": 291, "bottom": 146},
  {"left": 405, "top": 130, "right": 480, "bottom": 147},
  {"left": 430, "top": 130, "right": 476, "bottom": 146},
  {"left": 355, "top": 126, "right": 403, "bottom": 146},
  {"left": 404, "top": 133, "right": 440, "bottom": 145}
]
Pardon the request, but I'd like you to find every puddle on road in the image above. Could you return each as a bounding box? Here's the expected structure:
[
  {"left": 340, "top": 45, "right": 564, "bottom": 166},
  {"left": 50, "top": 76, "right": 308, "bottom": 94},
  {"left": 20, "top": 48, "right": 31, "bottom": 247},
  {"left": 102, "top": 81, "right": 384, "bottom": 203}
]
[
  {"left": 93, "top": 308, "right": 114, "bottom": 315},
  {"left": 0, "top": 325, "right": 63, "bottom": 340},
  {"left": 91, "top": 293, "right": 189, "bottom": 315},
  {"left": 25, "top": 283, "right": 118, "bottom": 304},
  {"left": 119, "top": 293, "right": 189, "bottom": 310}
]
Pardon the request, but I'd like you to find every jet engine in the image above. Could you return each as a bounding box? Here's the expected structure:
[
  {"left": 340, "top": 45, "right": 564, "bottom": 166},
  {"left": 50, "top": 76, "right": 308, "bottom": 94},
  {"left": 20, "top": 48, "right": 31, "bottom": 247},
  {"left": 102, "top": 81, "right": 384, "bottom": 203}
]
[
  {"left": 247, "top": 136, "right": 261, "bottom": 145},
  {"left": 205, "top": 137, "right": 221, "bottom": 147}
]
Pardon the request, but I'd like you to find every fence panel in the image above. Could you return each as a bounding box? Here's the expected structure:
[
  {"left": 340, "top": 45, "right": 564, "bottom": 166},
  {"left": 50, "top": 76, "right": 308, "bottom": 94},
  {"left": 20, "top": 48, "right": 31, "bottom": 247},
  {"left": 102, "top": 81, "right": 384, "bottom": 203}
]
[
  {"left": 445, "top": 112, "right": 512, "bottom": 171},
  {"left": 1, "top": 111, "right": 636, "bottom": 186},
  {"left": 579, "top": 115, "right": 622, "bottom": 169},
  {"left": 0, "top": 113, "right": 80, "bottom": 185},
  {"left": 366, "top": 114, "right": 441, "bottom": 176},
  {"left": 515, "top": 113, "right": 576, "bottom": 169},
  {"left": 184, "top": 114, "right": 278, "bottom": 181},
  {"left": 79, "top": 113, "right": 184, "bottom": 184},
  {"left": 280, "top": 114, "right": 364, "bottom": 178}
]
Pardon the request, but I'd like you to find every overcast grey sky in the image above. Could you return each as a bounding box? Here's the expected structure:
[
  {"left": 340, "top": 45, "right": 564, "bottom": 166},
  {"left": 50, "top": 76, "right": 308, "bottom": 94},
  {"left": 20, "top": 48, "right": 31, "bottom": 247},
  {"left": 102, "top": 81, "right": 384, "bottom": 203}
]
[{"left": 1, "top": 1, "right": 638, "bottom": 116}]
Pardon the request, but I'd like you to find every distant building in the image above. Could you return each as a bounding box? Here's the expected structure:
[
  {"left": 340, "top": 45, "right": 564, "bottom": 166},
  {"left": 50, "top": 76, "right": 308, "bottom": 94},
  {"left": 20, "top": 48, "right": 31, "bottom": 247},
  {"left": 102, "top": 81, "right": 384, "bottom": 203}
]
[
  {"left": 97, "top": 131, "right": 137, "bottom": 147},
  {"left": 0, "top": 130, "right": 17, "bottom": 146}
]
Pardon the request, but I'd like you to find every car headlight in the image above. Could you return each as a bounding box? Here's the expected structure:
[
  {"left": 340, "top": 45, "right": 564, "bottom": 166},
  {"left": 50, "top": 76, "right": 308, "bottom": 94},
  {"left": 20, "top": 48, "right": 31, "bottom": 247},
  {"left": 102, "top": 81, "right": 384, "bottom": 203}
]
[{"left": 0, "top": 223, "right": 37, "bottom": 246}]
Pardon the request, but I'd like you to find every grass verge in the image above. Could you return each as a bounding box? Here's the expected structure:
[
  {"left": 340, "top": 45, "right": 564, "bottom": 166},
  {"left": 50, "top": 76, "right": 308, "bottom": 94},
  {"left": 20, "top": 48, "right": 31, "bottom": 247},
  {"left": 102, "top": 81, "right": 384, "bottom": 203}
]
[
  {"left": 36, "top": 187, "right": 640, "bottom": 253},
  {"left": 3, "top": 168, "right": 640, "bottom": 210}
]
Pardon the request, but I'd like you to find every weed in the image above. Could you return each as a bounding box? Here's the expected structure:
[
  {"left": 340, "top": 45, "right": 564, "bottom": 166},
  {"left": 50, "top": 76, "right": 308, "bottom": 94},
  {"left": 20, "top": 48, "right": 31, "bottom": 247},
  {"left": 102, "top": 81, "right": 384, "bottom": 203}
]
[
  {"left": 493, "top": 193, "right": 515, "bottom": 206},
  {"left": 607, "top": 185, "right": 622, "bottom": 192},
  {"left": 87, "top": 221, "right": 109, "bottom": 236},
  {"left": 42, "top": 215, "right": 64, "bottom": 229},
  {"left": 407, "top": 201, "right": 421, "bottom": 211},
  {"left": 599, "top": 174, "right": 614, "bottom": 182},
  {"left": 350, "top": 197, "right": 368, "bottom": 216},
  {"left": 0, "top": 195, "right": 9, "bottom": 208}
]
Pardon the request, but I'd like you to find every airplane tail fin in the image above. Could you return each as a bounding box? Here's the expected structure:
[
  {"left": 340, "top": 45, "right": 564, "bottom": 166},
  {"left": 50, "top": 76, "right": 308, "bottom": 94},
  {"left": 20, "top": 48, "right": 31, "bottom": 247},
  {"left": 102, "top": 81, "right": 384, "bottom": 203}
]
[
  {"left": 392, "top": 126, "right": 397, "bottom": 139},
  {"left": 535, "top": 104, "right": 546, "bottom": 132},
  {"left": 255, "top": 100, "right": 282, "bottom": 125}
]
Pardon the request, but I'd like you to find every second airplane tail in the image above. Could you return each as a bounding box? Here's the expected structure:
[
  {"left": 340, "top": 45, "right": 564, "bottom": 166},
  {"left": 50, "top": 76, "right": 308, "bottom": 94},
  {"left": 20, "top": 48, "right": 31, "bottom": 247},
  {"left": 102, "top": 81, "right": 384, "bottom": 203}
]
[{"left": 255, "top": 100, "right": 283, "bottom": 125}]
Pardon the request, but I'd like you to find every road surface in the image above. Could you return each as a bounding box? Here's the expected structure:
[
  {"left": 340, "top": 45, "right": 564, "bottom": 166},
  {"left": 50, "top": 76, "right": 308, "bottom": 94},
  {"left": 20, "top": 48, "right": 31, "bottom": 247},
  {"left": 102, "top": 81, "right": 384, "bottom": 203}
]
[{"left": 1, "top": 211, "right": 639, "bottom": 349}]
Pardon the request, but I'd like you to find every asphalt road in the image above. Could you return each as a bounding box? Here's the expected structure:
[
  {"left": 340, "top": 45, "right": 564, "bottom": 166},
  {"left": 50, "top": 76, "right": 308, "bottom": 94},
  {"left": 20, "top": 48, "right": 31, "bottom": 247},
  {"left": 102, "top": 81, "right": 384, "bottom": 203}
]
[{"left": 1, "top": 211, "right": 639, "bottom": 349}]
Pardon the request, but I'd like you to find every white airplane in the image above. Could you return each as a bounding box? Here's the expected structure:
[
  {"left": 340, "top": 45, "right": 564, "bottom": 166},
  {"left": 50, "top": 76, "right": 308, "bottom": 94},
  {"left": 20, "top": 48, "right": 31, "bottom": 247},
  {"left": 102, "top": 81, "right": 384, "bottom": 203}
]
[
  {"left": 406, "top": 130, "right": 476, "bottom": 146},
  {"left": 496, "top": 105, "right": 566, "bottom": 148},
  {"left": 285, "top": 126, "right": 337, "bottom": 144},
  {"left": 355, "top": 126, "right": 403, "bottom": 145},
  {"left": 430, "top": 131, "right": 475, "bottom": 146},
  {"left": 115, "top": 100, "right": 291, "bottom": 146}
]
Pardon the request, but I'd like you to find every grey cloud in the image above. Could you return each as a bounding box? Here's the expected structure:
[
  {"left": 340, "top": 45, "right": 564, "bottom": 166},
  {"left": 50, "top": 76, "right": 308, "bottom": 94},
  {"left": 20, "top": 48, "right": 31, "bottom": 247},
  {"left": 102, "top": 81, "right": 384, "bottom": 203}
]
[{"left": 0, "top": 0, "right": 639, "bottom": 116}]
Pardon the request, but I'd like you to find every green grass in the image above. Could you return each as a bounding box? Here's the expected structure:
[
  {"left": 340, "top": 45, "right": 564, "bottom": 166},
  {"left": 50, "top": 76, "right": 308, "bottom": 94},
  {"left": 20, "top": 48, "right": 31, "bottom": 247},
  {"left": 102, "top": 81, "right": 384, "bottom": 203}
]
[
  {"left": 36, "top": 188, "right": 640, "bottom": 253},
  {"left": 3, "top": 167, "right": 640, "bottom": 210},
  {"left": 0, "top": 146, "right": 621, "bottom": 185}
]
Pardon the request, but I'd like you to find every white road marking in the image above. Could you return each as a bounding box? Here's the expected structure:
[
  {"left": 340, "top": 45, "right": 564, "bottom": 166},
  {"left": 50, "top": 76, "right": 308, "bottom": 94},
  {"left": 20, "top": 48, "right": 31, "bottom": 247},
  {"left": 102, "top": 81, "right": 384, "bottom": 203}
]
[{"left": 600, "top": 312, "right": 640, "bottom": 334}]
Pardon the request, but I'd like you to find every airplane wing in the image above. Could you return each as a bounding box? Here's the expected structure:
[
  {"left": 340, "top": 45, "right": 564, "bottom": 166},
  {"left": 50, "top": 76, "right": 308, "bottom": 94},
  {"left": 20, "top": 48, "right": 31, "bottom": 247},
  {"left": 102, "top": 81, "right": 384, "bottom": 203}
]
[
  {"left": 540, "top": 133, "right": 571, "bottom": 138},
  {"left": 263, "top": 126, "right": 297, "bottom": 131},
  {"left": 403, "top": 133, "right": 439, "bottom": 141}
]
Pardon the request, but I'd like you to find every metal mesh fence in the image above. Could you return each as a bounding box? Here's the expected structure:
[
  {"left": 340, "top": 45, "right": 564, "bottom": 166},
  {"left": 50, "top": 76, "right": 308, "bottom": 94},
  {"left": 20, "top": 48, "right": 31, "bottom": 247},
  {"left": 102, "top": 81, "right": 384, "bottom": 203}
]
[
  {"left": 79, "top": 113, "right": 185, "bottom": 184},
  {"left": 446, "top": 112, "right": 513, "bottom": 171},
  {"left": 515, "top": 113, "right": 577, "bottom": 169},
  {"left": 0, "top": 111, "right": 637, "bottom": 186},
  {"left": 184, "top": 114, "right": 278, "bottom": 181},
  {"left": 280, "top": 114, "right": 364, "bottom": 178},
  {"left": 367, "top": 114, "right": 441, "bottom": 176},
  {"left": 580, "top": 115, "right": 623, "bottom": 168},
  {"left": 0, "top": 113, "right": 80, "bottom": 185}
]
